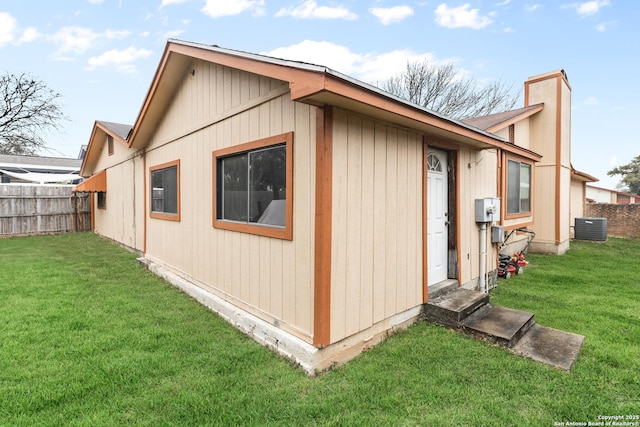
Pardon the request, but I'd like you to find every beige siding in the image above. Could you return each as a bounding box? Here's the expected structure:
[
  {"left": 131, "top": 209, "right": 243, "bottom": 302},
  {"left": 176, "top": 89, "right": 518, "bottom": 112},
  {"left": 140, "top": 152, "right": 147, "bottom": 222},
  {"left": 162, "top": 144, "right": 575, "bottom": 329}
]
[
  {"left": 457, "top": 148, "right": 499, "bottom": 287},
  {"left": 91, "top": 134, "right": 145, "bottom": 252},
  {"left": 570, "top": 178, "right": 585, "bottom": 234},
  {"left": 533, "top": 165, "right": 556, "bottom": 244},
  {"left": 93, "top": 159, "right": 142, "bottom": 250},
  {"left": 143, "top": 60, "right": 316, "bottom": 342},
  {"left": 330, "top": 109, "right": 422, "bottom": 343}
]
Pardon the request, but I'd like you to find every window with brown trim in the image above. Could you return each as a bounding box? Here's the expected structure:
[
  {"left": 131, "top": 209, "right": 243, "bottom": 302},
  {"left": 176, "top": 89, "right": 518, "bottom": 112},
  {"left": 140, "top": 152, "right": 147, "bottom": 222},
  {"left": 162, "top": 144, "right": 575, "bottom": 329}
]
[
  {"left": 213, "top": 132, "right": 293, "bottom": 240},
  {"left": 149, "top": 160, "right": 180, "bottom": 221},
  {"left": 107, "top": 135, "right": 114, "bottom": 156},
  {"left": 97, "top": 192, "right": 106, "bottom": 209},
  {"left": 506, "top": 158, "right": 531, "bottom": 216}
]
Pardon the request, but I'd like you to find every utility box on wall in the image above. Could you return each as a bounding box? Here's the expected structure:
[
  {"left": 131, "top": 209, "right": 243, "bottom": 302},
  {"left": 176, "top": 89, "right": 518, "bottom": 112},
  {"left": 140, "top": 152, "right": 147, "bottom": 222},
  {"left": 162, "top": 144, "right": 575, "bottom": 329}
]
[
  {"left": 475, "top": 198, "right": 501, "bottom": 223},
  {"left": 491, "top": 225, "right": 505, "bottom": 243}
]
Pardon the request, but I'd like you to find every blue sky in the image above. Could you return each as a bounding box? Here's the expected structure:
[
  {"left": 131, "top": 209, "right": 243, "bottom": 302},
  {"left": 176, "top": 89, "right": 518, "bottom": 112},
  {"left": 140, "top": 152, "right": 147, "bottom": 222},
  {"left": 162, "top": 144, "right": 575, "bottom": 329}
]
[{"left": 1, "top": 0, "right": 637, "bottom": 189}]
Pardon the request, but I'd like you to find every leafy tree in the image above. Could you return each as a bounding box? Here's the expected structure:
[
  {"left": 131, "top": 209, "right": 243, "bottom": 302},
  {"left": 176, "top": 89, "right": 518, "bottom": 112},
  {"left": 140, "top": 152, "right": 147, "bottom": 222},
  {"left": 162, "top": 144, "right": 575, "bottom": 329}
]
[
  {"left": 381, "top": 60, "right": 519, "bottom": 120},
  {"left": 608, "top": 155, "right": 640, "bottom": 195},
  {"left": 0, "top": 72, "right": 67, "bottom": 155}
]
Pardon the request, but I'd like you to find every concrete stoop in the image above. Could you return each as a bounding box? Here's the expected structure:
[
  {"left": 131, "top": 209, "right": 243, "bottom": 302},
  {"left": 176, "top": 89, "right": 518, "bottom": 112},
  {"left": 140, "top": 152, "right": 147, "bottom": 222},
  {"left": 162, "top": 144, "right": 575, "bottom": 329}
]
[{"left": 424, "top": 287, "right": 584, "bottom": 371}]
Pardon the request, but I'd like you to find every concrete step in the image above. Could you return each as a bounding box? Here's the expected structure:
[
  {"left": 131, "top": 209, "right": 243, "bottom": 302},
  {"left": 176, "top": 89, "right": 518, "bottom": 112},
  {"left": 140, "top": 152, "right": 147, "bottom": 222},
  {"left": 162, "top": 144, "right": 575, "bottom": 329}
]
[
  {"left": 424, "top": 288, "right": 489, "bottom": 328},
  {"left": 427, "top": 279, "right": 459, "bottom": 300},
  {"left": 511, "top": 324, "right": 585, "bottom": 371},
  {"left": 461, "top": 305, "right": 535, "bottom": 348}
]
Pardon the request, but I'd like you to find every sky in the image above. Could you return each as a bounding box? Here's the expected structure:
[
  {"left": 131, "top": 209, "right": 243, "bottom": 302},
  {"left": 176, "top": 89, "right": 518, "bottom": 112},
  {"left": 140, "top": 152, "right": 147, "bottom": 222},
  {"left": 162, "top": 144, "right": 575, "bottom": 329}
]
[{"left": 1, "top": 0, "right": 638, "bottom": 189}]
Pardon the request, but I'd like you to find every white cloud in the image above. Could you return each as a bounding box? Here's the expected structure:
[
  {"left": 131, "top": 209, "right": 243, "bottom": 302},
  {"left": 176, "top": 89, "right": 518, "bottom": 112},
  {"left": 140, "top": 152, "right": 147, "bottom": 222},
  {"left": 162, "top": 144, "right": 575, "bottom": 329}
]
[
  {"left": 595, "top": 21, "right": 615, "bottom": 32},
  {"left": 369, "top": 5, "right": 414, "bottom": 25},
  {"left": 276, "top": 0, "right": 357, "bottom": 20},
  {"left": 575, "top": 0, "right": 610, "bottom": 16},
  {"left": 50, "top": 26, "right": 99, "bottom": 56},
  {"left": 202, "top": 0, "right": 265, "bottom": 18},
  {"left": 496, "top": 0, "right": 510, "bottom": 5},
  {"left": 163, "top": 29, "right": 185, "bottom": 39},
  {"left": 161, "top": 0, "right": 188, "bottom": 7},
  {"left": 263, "top": 40, "right": 438, "bottom": 84},
  {"left": 0, "top": 12, "right": 17, "bottom": 46},
  {"left": 87, "top": 46, "right": 153, "bottom": 73},
  {"left": 583, "top": 96, "right": 599, "bottom": 106},
  {"left": 434, "top": 3, "right": 493, "bottom": 29},
  {"left": 104, "top": 29, "right": 131, "bottom": 39},
  {"left": 525, "top": 4, "right": 542, "bottom": 12},
  {"left": 87, "top": 0, "right": 105, "bottom": 4},
  {"left": 18, "top": 27, "right": 41, "bottom": 44},
  {"left": 49, "top": 26, "right": 132, "bottom": 59}
]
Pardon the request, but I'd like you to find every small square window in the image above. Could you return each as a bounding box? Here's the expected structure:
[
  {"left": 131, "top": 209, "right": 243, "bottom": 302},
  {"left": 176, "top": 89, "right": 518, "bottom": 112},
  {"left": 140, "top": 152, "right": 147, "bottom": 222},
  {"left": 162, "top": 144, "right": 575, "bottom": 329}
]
[
  {"left": 97, "top": 192, "right": 106, "bottom": 209},
  {"left": 149, "top": 160, "right": 180, "bottom": 221}
]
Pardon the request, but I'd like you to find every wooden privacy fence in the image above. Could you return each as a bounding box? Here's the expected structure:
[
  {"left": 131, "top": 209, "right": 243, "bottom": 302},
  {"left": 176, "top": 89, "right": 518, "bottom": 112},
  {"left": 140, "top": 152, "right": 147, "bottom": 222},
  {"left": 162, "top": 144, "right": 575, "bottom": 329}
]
[{"left": 0, "top": 184, "right": 91, "bottom": 236}]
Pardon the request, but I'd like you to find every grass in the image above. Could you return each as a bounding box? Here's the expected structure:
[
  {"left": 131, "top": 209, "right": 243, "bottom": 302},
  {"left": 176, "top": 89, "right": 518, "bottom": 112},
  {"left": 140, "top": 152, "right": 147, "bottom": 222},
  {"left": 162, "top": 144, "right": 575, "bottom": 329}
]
[{"left": 0, "top": 233, "right": 639, "bottom": 426}]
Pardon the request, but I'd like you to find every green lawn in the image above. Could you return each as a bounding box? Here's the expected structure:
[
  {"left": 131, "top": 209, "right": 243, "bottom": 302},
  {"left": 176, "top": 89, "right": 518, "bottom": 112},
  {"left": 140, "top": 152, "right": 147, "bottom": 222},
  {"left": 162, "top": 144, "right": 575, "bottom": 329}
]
[{"left": 1, "top": 233, "right": 639, "bottom": 426}]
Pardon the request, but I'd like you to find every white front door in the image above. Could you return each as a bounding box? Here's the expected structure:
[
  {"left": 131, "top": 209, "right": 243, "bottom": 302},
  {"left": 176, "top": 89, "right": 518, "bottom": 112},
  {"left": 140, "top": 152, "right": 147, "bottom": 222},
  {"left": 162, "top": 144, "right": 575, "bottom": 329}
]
[{"left": 427, "top": 149, "right": 448, "bottom": 286}]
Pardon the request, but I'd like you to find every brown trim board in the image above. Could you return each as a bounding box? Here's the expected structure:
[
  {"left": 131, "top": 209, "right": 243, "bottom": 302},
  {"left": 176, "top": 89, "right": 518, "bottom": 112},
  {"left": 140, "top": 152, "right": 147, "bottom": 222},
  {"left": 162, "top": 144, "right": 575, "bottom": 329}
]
[{"left": 313, "top": 105, "right": 333, "bottom": 348}]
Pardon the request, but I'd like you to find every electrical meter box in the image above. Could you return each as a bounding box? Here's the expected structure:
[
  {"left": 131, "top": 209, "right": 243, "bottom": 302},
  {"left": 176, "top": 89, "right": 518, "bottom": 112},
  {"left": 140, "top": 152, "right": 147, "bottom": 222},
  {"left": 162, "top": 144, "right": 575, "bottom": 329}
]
[{"left": 475, "top": 198, "right": 501, "bottom": 223}]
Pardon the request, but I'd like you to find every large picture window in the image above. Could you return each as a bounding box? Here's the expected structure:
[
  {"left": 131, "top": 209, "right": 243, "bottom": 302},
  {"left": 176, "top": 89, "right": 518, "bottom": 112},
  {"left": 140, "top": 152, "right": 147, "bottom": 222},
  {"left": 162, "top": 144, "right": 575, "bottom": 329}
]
[
  {"left": 150, "top": 160, "right": 180, "bottom": 221},
  {"left": 213, "top": 132, "right": 293, "bottom": 240},
  {"left": 506, "top": 158, "right": 531, "bottom": 215}
]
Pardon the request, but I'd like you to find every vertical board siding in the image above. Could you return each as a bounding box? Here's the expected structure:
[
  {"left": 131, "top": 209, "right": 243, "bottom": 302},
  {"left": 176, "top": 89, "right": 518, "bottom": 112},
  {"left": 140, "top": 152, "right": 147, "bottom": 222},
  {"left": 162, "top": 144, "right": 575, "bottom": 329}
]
[
  {"left": 330, "top": 109, "right": 423, "bottom": 343},
  {"left": 456, "top": 148, "right": 498, "bottom": 287},
  {"left": 0, "top": 185, "right": 91, "bottom": 235},
  {"left": 143, "top": 60, "right": 315, "bottom": 342},
  {"left": 94, "top": 160, "right": 142, "bottom": 250}
]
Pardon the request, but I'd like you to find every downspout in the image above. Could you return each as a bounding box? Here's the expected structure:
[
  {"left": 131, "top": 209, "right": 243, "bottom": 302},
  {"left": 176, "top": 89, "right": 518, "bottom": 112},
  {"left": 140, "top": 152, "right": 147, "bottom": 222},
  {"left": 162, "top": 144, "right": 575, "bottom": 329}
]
[{"left": 479, "top": 222, "right": 487, "bottom": 293}]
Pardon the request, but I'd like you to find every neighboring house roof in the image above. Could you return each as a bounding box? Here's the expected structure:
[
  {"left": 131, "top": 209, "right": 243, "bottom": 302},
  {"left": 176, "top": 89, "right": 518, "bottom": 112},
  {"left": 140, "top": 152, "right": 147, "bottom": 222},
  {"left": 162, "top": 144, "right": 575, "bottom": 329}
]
[
  {"left": 118, "top": 39, "right": 541, "bottom": 162},
  {"left": 0, "top": 154, "right": 82, "bottom": 171},
  {"left": 587, "top": 184, "right": 640, "bottom": 198},
  {"left": 462, "top": 103, "right": 544, "bottom": 133},
  {"left": 0, "top": 154, "right": 82, "bottom": 184}
]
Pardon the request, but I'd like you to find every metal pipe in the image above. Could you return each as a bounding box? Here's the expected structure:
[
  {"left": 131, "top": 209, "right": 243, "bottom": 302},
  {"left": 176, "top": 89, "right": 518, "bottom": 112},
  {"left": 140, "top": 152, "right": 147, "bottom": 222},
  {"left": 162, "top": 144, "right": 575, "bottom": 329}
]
[{"left": 479, "top": 222, "right": 487, "bottom": 293}]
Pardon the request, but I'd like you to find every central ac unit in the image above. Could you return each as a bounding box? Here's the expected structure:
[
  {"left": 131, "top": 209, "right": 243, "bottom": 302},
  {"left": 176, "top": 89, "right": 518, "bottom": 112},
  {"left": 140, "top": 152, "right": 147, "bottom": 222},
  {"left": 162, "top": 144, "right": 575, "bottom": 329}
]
[{"left": 574, "top": 217, "right": 607, "bottom": 241}]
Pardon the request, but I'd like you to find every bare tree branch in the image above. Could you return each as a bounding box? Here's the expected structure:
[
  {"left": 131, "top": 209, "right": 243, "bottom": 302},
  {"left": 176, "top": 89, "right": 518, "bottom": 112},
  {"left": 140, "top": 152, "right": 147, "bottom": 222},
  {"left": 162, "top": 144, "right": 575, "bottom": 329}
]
[
  {"left": 0, "top": 72, "right": 68, "bottom": 155},
  {"left": 380, "top": 60, "right": 519, "bottom": 120}
]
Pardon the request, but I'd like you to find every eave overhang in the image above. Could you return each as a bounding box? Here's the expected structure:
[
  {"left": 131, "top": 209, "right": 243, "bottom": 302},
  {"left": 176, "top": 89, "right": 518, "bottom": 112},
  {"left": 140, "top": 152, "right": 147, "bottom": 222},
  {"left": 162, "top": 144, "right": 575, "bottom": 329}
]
[{"left": 127, "top": 39, "right": 542, "bottom": 162}]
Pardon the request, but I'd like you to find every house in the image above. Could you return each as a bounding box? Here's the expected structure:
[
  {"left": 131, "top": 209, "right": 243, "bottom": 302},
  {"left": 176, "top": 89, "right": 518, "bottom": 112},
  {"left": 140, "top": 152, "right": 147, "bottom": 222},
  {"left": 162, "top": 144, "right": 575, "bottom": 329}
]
[
  {"left": 586, "top": 184, "right": 639, "bottom": 204},
  {"left": 74, "top": 39, "right": 591, "bottom": 374},
  {"left": 0, "top": 154, "right": 82, "bottom": 184}
]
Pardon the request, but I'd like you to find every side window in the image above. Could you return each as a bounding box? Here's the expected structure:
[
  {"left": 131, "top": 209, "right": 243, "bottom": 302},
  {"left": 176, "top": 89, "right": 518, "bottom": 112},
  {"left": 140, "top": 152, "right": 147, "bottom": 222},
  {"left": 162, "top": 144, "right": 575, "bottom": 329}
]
[
  {"left": 213, "top": 132, "right": 293, "bottom": 240},
  {"left": 107, "top": 135, "right": 114, "bottom": 156},
  {"left": 506, "top": 159, "right": 531, "bottom": 215},
  {"left": 149, "top": 160, "right": 180, "bottom": 221},
  {"left": 97, "top": 192, "right": 106, "bottom": 209}
]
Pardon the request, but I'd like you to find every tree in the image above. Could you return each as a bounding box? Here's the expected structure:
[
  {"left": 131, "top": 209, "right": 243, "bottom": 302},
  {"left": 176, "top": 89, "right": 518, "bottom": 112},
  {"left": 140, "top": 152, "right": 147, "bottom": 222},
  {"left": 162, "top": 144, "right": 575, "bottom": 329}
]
[
  {"left": 607, "top": 155, "right": 640, "bottom": 195},
  {"left": 381, "top": 60, "right": 519, "bottom": 120},
  {"left": 0, "top": 72, "right": 67, "bottom": 155}
]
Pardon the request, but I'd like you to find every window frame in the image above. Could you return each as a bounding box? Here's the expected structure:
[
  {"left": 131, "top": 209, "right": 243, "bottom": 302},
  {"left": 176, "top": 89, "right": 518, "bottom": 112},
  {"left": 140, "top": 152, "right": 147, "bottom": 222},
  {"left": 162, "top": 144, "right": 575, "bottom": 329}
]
[
  {"left": 97, "top": 192, "right": 107, "bottom": 210},
  {"left": 505, "top": 155, "right": 533, "bottom": 219},
  {"left": 212, "top": 132, "right": 293, "bottom": 240},
  {"left": 149, "top": 159, "right": 181, "bottom": 222}
]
